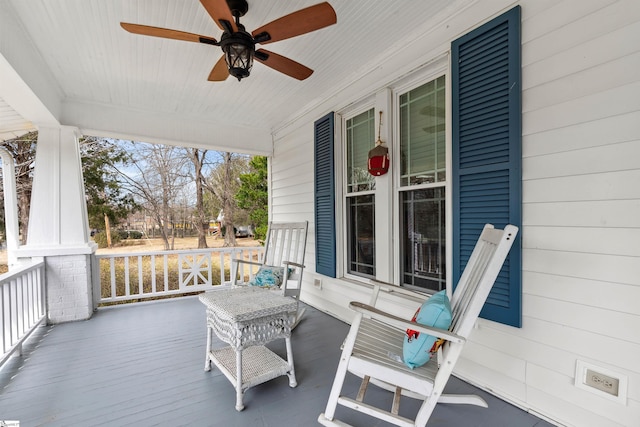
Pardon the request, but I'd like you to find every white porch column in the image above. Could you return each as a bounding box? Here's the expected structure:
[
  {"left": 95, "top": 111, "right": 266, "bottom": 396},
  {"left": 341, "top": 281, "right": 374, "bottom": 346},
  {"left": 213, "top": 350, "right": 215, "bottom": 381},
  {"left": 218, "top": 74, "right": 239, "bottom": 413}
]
[
  {"left": 18, "top": 126, "right": 97, "bottom": 324},
  {"left": 0, "top": 147, "right": 20, "bottom": 268}
]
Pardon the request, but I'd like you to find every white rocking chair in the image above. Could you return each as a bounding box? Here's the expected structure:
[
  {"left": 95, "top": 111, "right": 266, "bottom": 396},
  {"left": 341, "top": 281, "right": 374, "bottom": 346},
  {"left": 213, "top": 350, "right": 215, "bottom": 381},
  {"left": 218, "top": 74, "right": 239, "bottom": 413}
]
[
  {"left": 231, "top": 221, "right": 308, "bottom": 327},
  {"left": 318, "top": 224, "right": 518, "bottom": 427}
]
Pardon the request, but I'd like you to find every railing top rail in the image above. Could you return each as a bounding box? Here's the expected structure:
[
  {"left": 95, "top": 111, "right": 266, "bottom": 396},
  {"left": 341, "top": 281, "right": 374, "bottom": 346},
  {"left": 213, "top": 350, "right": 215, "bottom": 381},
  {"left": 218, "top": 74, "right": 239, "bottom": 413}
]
[
  {"left": 0, "top": 259, "right": 45, "bottom": 285},
  {"left": 95, "top": 246, "right": 264, "bottom": 259}
]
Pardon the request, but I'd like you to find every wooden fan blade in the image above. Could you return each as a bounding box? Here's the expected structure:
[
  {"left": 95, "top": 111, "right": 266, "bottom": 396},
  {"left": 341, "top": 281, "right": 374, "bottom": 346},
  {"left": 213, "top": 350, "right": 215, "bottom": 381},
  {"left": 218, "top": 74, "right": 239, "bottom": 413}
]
[
  {"left": 120, "top": 23, "right": 218, "bottom": 45},
  {"left": 252, "top": 2, "right": 336, "bottom": 44},
  {"left": 200, "top": 0, "right": 237, "bottom": 32},
  {"left": 208, "top": 55, "right": 229, "bottom": 81},
  {"left": 255, "top": 49, "right": 313, "bottom": 80}
]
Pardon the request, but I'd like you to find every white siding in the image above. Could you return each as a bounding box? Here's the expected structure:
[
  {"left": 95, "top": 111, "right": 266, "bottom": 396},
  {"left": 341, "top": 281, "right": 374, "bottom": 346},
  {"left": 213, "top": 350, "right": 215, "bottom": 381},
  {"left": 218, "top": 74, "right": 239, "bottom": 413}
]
[
  {"left": 271, "top": 122, "right": 317, "bottom": 267},
  {"left": 513, "top": 1, "right": 640, "bottom": 425},
  {"left": 271, "top": 1, "right": 640, "bottom": 426}
]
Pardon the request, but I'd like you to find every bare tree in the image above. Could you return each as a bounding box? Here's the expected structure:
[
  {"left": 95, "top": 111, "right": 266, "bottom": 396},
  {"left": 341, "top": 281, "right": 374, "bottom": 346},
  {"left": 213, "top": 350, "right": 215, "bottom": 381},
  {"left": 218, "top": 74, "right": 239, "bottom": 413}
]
[
  {"left": 0, "top": 132, "right": 37, "bottom": 244},
  {"left": 118, "top": 143, "right": 190, "bottom": 250},
  {"left": 204, "top": 152, "right": 249, "bottom": 247},
  {"left": 187, "top": 148, "right": 208, "bottom": 248}
]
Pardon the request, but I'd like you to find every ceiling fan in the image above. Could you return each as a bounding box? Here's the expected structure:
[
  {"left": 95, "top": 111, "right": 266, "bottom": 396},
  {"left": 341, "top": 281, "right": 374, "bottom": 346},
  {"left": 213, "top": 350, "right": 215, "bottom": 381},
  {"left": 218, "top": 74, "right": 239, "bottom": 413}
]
[{"left": 120, "top": 0, "right": 337, "bottom": 82}]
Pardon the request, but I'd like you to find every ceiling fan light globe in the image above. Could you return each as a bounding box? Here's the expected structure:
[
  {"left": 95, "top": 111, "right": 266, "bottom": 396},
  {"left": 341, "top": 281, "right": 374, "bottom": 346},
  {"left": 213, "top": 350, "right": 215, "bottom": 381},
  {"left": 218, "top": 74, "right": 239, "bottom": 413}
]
[{"left": 220, "top": 28, "right": 254, "bottom": 81}]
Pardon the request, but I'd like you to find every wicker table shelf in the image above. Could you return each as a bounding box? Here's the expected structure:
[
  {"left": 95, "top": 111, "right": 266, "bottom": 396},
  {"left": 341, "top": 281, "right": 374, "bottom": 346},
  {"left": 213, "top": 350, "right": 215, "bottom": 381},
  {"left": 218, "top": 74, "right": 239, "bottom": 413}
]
[{"left": 199, "top": 287, "right": 298, "bottom": 411}]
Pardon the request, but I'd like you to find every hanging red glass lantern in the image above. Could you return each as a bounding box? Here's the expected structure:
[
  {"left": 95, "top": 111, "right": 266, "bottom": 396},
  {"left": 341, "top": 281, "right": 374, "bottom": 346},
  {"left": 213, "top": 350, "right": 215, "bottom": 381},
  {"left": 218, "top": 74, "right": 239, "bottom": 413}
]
[{"left": 368, "top": 111, "right": 389, "bottom": 176}]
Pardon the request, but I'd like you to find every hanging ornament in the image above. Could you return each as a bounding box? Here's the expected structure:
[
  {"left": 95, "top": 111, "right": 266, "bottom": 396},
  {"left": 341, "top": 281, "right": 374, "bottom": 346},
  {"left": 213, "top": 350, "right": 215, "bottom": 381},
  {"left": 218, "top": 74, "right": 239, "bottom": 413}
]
[{"left": 368, "top": 110, "right": 389, "bottom": 176}]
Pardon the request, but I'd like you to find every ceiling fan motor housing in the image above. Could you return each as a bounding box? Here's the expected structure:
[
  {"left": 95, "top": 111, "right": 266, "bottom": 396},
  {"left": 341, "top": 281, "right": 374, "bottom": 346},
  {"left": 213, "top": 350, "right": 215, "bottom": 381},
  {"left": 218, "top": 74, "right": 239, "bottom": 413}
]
[{"left": 226, "top": 0, "right": 248, "bottom": 17}]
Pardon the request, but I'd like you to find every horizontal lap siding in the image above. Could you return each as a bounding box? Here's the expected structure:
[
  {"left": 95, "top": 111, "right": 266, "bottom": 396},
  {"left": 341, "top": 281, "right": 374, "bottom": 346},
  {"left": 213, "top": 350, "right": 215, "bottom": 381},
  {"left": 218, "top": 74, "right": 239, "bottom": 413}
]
[
  {"left": 523, "top": 111, "right": 640, "bottom": 157},
  {"left": 513, "top": 0, "right": 640, "bottom": 425},
  {"left": 272, "top": 124, "right": 317, "bottom": 270},
  {"left": 524, "top": 226, "right": 640, "bottom": 258},
  {"left": 423, "top": 1, "right": 640, "bottom": 426}
]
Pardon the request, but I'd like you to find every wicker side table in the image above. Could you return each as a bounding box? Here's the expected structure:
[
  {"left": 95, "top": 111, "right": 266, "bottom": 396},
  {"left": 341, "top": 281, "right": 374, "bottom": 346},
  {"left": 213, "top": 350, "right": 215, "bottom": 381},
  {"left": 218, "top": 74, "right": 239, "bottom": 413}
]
[{"left": 199, "top": 287, "right": 298, "bottom": 411}]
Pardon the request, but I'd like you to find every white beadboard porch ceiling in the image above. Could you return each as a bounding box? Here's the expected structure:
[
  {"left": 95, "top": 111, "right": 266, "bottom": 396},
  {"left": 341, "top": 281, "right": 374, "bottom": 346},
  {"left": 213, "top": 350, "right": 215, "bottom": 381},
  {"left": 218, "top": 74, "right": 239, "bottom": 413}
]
[{"left": 0, "top": 0, "right": 470, "bottom": 154}]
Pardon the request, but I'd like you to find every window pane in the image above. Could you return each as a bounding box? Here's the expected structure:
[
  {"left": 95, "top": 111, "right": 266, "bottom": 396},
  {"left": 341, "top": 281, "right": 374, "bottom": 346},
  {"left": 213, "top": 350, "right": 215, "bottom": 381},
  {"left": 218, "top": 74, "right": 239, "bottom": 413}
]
[
  {"left": 346, "top": 109, "right": 375, "bottom": 193},
  {"left": 400, "top": 187, "right": 445, "bottom": 291},
  {"left": 347, "top": 194, "right": 375, "bottom": 277},
  {"left": 399, "top": 76, "right": 446, "bottom": 187}
]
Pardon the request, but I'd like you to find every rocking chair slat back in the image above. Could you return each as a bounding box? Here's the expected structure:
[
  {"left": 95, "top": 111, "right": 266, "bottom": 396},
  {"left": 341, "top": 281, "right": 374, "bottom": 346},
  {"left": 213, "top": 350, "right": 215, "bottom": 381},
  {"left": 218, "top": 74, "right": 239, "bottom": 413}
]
[
  {"left": 262, "top": 222, "right": 308, "bottom": 269},
  {"left": 318, "top": 223, "right": 518, "bottom": 427},
  {"left": 232, "top": 221, "right": 308, "bottom": 327},
  {"left": 450, "top": 226, "right": 516, "bottom": 338}
]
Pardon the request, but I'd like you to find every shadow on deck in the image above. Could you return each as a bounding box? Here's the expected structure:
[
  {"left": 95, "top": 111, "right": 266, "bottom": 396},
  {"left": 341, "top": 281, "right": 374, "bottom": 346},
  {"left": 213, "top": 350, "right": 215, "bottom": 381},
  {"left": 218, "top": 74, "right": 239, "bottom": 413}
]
[{"left": 0, "top": 296, "right": 553, "bottom": 426}]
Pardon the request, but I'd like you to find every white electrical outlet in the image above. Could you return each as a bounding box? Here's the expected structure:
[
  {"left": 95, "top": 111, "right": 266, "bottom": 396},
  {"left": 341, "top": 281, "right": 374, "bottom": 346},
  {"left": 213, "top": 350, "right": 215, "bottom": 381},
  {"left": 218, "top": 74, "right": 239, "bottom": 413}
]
[
  {"left": 313, "top": 278, "right": 322, "bottom": 289},
  {"left": 585, "top": 369, "right": 619, "bottom": 395},
  {"left": 575, "top": 360, "right": 627, "bottom": 405}
]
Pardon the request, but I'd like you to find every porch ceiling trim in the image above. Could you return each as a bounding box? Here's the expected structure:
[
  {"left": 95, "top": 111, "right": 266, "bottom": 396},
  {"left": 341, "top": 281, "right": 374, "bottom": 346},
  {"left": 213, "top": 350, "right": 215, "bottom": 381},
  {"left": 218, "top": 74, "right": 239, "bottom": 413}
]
[
  {"left": 62, "top": 99, "right": 273, "bottom": 155},
  {"left": 0, "top": 1, "right": 62, "bottom": 133}
]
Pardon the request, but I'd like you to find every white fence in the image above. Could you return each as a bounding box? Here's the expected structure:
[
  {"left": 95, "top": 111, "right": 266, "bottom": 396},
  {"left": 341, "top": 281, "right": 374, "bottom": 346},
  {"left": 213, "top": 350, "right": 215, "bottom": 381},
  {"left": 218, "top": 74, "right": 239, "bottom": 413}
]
[
  {"left": 1, "top": 260, "right": 46, "bottom": 366},
  {"left": 94, "top": 246, "right": 264, "bottom": 304}
]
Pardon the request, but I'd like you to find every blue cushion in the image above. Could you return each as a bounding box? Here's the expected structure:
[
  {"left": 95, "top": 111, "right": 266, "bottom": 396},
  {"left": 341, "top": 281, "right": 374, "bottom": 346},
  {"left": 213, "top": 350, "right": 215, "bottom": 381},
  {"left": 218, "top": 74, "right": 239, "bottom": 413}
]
[
  {"left": 403, "top": 290, "right": 452, "bottom": 369},
  {"left": 248, "top": 266, "right": 285, "bottom": 288}
]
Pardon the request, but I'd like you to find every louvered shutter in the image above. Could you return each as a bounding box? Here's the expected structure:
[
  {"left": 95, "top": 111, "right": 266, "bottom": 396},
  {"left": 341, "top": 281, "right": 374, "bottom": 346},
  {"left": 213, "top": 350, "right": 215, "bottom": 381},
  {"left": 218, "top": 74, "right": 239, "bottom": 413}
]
[
  {"left": 314, "top": 112, "right": 337, "bottom": 277},
  {"left": 452, "top": 6, "right": 522, "bottom": 327}
]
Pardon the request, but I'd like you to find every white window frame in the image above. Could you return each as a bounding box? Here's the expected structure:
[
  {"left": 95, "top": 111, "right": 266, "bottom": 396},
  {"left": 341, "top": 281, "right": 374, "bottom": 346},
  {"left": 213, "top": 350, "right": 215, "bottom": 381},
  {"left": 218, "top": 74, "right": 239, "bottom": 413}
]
[
  {"left": 344, "top": 105, "right": 377, "bottom": 279},
  {"left": 335, "top": 54, "right": 452, "bottom": 290},
  {"left": 338, "top": 98, "right": 376, "bottom": 282},
  {"left": 390, "top": 55, "right": 452, "bottom": 290}
]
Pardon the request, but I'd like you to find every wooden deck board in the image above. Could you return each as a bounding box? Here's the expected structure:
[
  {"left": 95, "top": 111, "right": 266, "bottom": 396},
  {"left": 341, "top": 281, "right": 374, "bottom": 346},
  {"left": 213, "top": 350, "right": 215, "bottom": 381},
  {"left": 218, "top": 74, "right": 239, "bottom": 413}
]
[{"left": 0, "top": 296, "right": 554, "bottom": 426}]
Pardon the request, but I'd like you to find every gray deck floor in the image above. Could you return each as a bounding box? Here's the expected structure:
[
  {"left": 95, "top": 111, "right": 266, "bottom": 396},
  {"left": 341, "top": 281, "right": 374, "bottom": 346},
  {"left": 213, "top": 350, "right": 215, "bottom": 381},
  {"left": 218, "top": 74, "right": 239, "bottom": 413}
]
[{"left": 0, "top": 296, "right": 554, "bottom": 427}]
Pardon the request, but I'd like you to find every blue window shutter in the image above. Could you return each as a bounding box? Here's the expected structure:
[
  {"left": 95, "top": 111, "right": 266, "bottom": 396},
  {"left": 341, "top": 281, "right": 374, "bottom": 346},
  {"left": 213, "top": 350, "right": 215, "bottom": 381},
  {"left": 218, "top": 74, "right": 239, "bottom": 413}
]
[
  {"left": 314, "top": 112, "right": 336, "bottom": 277},
  {"left": 452, "top": 6, "right": 522, "bottom": 327}
]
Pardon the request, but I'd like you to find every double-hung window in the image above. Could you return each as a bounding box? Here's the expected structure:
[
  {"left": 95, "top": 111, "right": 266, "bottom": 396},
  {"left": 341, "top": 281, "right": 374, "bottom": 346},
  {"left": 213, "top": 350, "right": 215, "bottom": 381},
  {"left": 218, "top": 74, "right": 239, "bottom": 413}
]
[
  {"left": 317, "top": 6, "right": 521, "bottom": 326},
  {"left": 344, "top": 108, "right": 376, "bottom": 278},
  {"left": 398, "top": 75, "right": 447, "bottom": 291}
]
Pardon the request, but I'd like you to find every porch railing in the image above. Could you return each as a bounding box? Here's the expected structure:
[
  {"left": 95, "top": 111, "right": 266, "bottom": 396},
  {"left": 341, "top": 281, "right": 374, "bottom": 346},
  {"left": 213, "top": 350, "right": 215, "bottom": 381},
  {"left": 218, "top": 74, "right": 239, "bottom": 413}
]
[
  {"left": 94, "top": 246, "right": 264, "bottom": 304},
  {"left": 1, "top": 260, "right": 46, "bottom": 366}
]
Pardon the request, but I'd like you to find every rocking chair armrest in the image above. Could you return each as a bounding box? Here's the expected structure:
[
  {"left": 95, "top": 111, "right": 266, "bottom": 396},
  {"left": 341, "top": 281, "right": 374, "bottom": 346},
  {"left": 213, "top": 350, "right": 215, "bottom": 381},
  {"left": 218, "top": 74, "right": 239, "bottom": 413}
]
[
  {"left": 282, "top": 260, "right": 305, "bottom": 269},
  {"left": 369, "top": 279, "right": 430, "bottom": 303},
  {"left": 349, "top": 301, "right": 465, "bottom": 344},
  {"left": 233, "top": 259, "right": 263, "bottom": 267}
]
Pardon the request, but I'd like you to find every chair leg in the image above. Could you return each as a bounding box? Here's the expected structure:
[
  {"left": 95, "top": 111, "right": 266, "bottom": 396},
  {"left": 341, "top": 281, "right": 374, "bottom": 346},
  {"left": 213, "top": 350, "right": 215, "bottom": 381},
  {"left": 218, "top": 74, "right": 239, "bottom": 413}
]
[
  {"left": 357, "top": 374, "right": 401, "bottom": 416},
  {"left": 392, "top": 386, "right": 402, "bottom": 415},
  {"left": 321, "top": 353, "right": 350, "bottom": 421},
  {"left": 285, "top": 337, "right": 297, "bottom": 387},
  {"left": 356, "top": 375, "right": 370, "bottom": 402},
  {"left": 235, "top": 349, "right": 244, "bottom": 411},
  {"left": 320, "top": 314, "right": 363, "bottom": 421},
  {"left": 292, "top": 306, "right": 306, "bottom": 329},
  {"left": 204, "top": 326, "right": 212, "bottom": 371},
  {"left": 289, "top": 290, "right": 305, "bottom": 329},
  {"left": 414, "top": 394, "right": 439, "bottom": 427}
]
